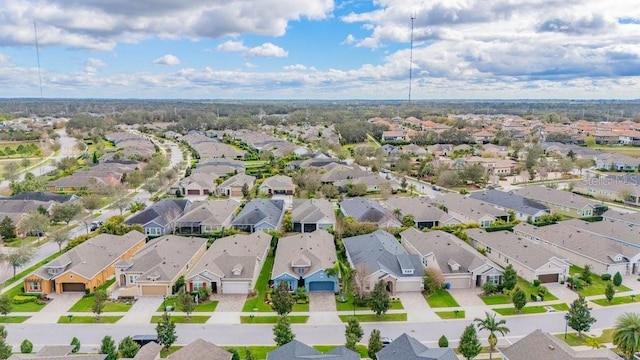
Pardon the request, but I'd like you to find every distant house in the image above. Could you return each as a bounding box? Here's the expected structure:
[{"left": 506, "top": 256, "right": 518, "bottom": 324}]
[
  {"left": 384, "top": 196, "right": 459, "bottom": 229},
  {"left": 8, "top": 192, "right": 78, "bottom": 203},
  {"left": 124, "top": 199, "right": 191, "bottom": 237},
  {"left": 167, "top": 339, "right": 233, "bottom": 360},
  {"left": 115, "top": 235, "right": 207, "bottom": 297},
  {"left": 334, "top": 175, "right": 399, "bottom": 193},
  {"left": 376, "top": 333, "right": 458, "bottom": 360},
  {"left": 512, "top": 186, "right": 608, "bottom": 218},
  {"left": 343, "top": 230, "right": 424, "bottom": 295},
  {"left": 231, "top": 199, "right": 285, "bottom": 233},
  {"left": 339, "top": 197, "right": 402, "bottom": 228},
  {"left": 266, "top": 340, "right": 359, "bottom": 360},
  {"left": 292, "top": 199, "right": 336, "bottom": 233},
  {"left": 430, "top": 193, "right": 510, "bottom": 227},
  {"left": 174, "top": 199, "right": 240, "bottom": 234},
  {"left": 602, "top": 209, "right": 640, "bottom": 227},
  {"left": 185, "top": 232, "right": 271, "bottom": 294},
  {"left": 216, "top": 173, "right": 256, "bottom": 197},
  {"left": 272, "top": 230, "right": 338, "bottom": 293},
  {"left": 595, "top": 153, "right": 640, "bottom": 171},
  {"left": 401, "top": 228, "right": 503, "bottom": 289},
  {"left": 176, "top": 173, "right": 217, "bottom": 196},
  {"left": 24, "top": 231, "right": 146, "bottom": 295},
  {"left": 381, "top": 130, "right": 409, "bottom": 142},
  {"left": 466, "top": 228, "right": 570, "bottom": 283},
  {"left": 259, "top": 175, "right": 295, "bottom": 195},
  {"left": 469, "top": 190, "right": 550, "bottom": 222},
  {"left": 7, "top": 345, "right": 107, "bottom": 360},
  {"left": 572, "top": 176, "right": 640, "bottom": 206}
]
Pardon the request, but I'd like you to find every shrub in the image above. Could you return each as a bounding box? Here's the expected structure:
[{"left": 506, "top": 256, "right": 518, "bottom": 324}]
[
  {"left": 613, "top": 272, "right": 623, "bottom": 286},
  {"left": 600, "top": 274, "right": 612, "bottom": 281},
  {"left": 533, "top": 279, "right": 541, "bottom": 287},
  {"left": 438, "top": 335, "right": 449, "bottom": 348},
  {"left": 482, "top": 281, "right": 498, "bottom": 295},
  {"left": 20, "top": 339, "right": 33, "bottom": 353},
  {"left": 12, "top": 295, "right": 37, "bottom": 304},
  {"left": 538, "top": 286, "right": 548, "bottom": 296}
]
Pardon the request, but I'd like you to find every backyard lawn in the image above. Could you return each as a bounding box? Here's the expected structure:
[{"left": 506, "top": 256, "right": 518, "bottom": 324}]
[
  {"left": 569, "top": 265, "right": 631, "bottom": 297},
  {"left": 338, "top": 313, "right": 407, "bottom": 322},
  {"left": 57, "top": 316, "right": 122, "bottom": 324},
  {"left": 150, "top": 315, "right": 210, "bottom": 324},
  {"left": 240, "top": 315, "right": 308, "bottom": 324},
  {"left": 480, "top": 278, "right": 557, "bottom": 305},
  {"left": 314, "top": 345, "right": 368, "bottom": 358},
  {"left": 425, "top": 289, "right": 460, "bottom": 308},
  {"left": 436, "top": 310, "right": 465, "bottom": 319},
  {"left": 243, "top": 256, "right": 275, "bottom": 312}
]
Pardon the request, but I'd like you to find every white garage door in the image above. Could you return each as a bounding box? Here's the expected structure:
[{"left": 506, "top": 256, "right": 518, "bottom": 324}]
[
  {"left": 223, "top": 281, "right": 249, "bottom": 294},
  {"left": 395, "top": 279, "right": 422, "bottom": 292}
]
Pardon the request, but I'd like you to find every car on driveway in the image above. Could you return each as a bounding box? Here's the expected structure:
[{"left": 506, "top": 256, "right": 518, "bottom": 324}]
[{"left": 381, "top": 337, "right": 393, "bottom": 347}]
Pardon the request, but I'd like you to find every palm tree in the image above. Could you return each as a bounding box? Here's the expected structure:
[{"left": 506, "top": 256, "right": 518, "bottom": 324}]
[
  {"left": 613, "top": 312, "right": 640, "bottom": 360},
  {"left": 326, "top": 261, "right": 353, "bottom": 302},
  {"left": 474, "top": 312, "right": 510, "bottom": 359}
]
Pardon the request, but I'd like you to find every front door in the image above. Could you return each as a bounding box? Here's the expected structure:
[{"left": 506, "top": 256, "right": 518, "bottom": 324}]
[{"left": 210, "top": 282, "right": 218, "bottom": 294}]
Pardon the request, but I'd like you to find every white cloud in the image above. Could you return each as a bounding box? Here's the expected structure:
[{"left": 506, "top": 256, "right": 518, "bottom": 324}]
[
  {"left": 0, "top": 54, "right": 9, "bottom": 64},
  {"left": 246, "top": 43, "right": 288, "bottom": 57},
  {"left": 217, "top": 40, "right": 248, "bottom": 52},
  {"left": 84, "top": 58, "right": 107, "bottom": 74},
  {"left": 342, "top": 34, "right": 356, "bottom": 45},
  {"left": 245, "top": 62, "right": 257, "bottom": 68},
  {"left": 283, "top": 64, "right": 307, "bottom": 71},
  {"left": 153, "top": 54, "right": 181, "bottom": 66}
]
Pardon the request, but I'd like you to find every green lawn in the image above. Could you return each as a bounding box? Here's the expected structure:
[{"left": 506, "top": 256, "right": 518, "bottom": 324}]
[
  {"left": 243, "top": 256, "right": 275, "bottom": 312},
  {"left": 436, "top": 310, "right": 466, "bottom": 319},
  {"left": 1, "top": 251, "right": 63, "bottom": 289},
  {"left": 338, "top": 313, "right": 407, "bottom": 322},
  {"left": 551, "top": 303, "right": 570, "bottom": 311},
  {"left": 57, "top": 316, "right": 122, "bottom": 324},
  {"left": 240, "top": 315, "right": 308, "bottom": 324},
  {"left": 425, "top": 289, "right": 460, "bottom": 308},
  {"left": 150, "top": 315, "right": 210, "bottom": 324},
  {"left": 156, "top": 297, "right": 219, "bottom": 312},
  {"left": 481, "top": 294, "right": 512, "bottom": 305},
  {"left": 569, "top": 266, "right": 631, "bottom": 297},
  {"left": 335, "top": 286, "right": 403, "bottom": 312},
  {"left": 68, "top": 296, "right": 131, "bottom": 312},
  {"left": 0, "top": 316, "right": 29, "bottom": 323},
  {"left": 4, "top": 284, "right": 46, "bottom": 312},
  {"left": 480, "top": 278, "right": 557, "bottom": 305},
  {"left": 556, "top": 328, "right": 614, "bottom": 346},
  {"left": 593, "top": 296, "right": 638, "bottom": 306},
  {"left": 493, "top": 306, "right": 548, "bottom": 316},
  {"left": 224, "top": 346, "right": 276, "bottom": 359},
  {"left": 314, "top": 345, "right": 368, "bottom": 358}
]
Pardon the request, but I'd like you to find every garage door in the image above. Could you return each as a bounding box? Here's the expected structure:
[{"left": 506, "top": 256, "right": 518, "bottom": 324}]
[
  {"left": 223, "top": 281, "right": 249, "bottom": 294},
  {"left": 61, "top": 283, "right": 86, "bottom": 292},
  {"left": 538, "top": 274, "right": 559, "bottom": 283},
  {"left": 187, "top": 189, "right": 200, "bottom": 195},
  {"left": 141, "top": 286, "right": 167, "bottom": 296},
  {"left": 308, "top": 281, "right": 335, "bottom": 292}
]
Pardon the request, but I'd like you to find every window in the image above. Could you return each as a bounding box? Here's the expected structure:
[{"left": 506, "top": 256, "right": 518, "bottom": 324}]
[
  {"left": 193, "top": 282, "right": 203, "bottom": 291},
  {"left": 505, "top": 258, "right": 509, "bottom": 264},
  {"left": 146, "top": 228, "right": 160, "bottom": 236},
  {"left": 129, "top": 275, "right": 137, "bottom": 284},
  {"left": 28, "top": 282, "right": 40, "bottom": 291},
  {"left": 422, "top": 258, "right": 428, "bottom": 266},
  {"left": 487, "top": 275, "right": 501, "bottom": 285},
  {"left": 296, "top": 267, "right": 305, "bottom": 275}
]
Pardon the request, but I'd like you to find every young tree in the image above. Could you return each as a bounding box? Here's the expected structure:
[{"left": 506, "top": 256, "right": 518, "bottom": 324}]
[
  {"left": 178, "top": 291, "right": 195, "bottom": 320},
  {"left": 273, "top": 315, "right": 295, "bottom": 346},
  {"left": 613, "top": 312, "right": 640, "bottom": 360},
  {"left": 345, "top": 317, "right": 364, "bottom": 351},
  {"left": 241, "top": 183, "right": 250, "bottom": 199},
  {"left": 118, "top": 336, "right": 141, "bottom": 358},
  {"left": 20, "top": 339, "right": 33, "bottom": 353},
  {"left": 245, "top": 348, "right": 254, "bottom": 360},
  {"left": 474, "top": 311, "right": 510, "bottom": 359},
  {"left": 370, "top": 280, "right": 390, "bottom": 318},
  {"left": 107, "top": 184, "right": 130, "bottom": 215},
  {"left": 2, "top": 162, "right": 19, "bottom": 182},
  {"left": 100, "top": 335, "right": 117, "bottom": 360},
  {"left": 17, "top": 212, "right": 49, "bottom": 244},
  {"left": 0, "top": 216, "right": 17, "bottom": 241},
  {"left": 613, "top": 272, "right": 623, "bottom": 286},
  {"left": 568, "top": 295, "right": 596, "bottom": 338},
  {"left": 423, "top": 267, "right": 445, "bottom": 295},
  {"left": 580, "top": 265, "right": 593, "bottom": 284},
  {"left": 229, "top": 348, "right": 240, "bottom": 360},
  {"left": 92, "top": 289, "right": 107, "bottom": 320},
  {"left": 2, "top": 245, "right": 35, "bottom": 277},
  {"left": 0, "top": 326, "right": 11, "bottom": 359},
  {"left": 70, "top": 337, "right": 81, "bottom": 353},
  {"left": 50, "top": 227, "right": 69, "bottom": 253},
  {"left": 367, "top": 329, "right": 383, "bottom": 360},
  {"left": 156, "top": 313, "right": 177, "bottom": 350},
  {"left": 502, "top": 264, "right": 517, "bottom": 291},
  {"left": 511, "top": 287, "right": 527, "bottom": 313},
  {"left": 458, "top": 324, "right": 482, "bottom": 360},
  {"left": 438, "top": 335, "right": 448, "bottom": 348},
  {"left": 605, "top": 282, "right": 615, "bottom": 303},
  {"left": 0, "top": 295, "right": 12, "bottom": 317},
  {"left": 271, "top": 281, "right": 294, "bottom": 316},
  {"left": 82, "top": 194, "right": 103, "bottom": 215}
]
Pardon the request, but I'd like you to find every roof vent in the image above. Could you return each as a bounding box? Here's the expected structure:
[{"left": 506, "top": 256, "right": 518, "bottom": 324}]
[{"left": 548, "top": 345, "right": 555, "bottom": 350}]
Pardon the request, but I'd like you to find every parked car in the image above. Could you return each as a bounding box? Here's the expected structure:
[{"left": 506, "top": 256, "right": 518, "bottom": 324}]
[
  {"left": 381, "top": 337, "right": 393, "bottom": 347},
  {"left": 131, "top": 335, "right": 158, "bottom": 346},
  {"left": 90, "top": 221, "right": 103, "bottom": 231}
]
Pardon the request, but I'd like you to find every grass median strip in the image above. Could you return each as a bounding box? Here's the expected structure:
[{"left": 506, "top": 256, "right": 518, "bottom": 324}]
[
  {"left": 493, "top": 306, "right": 548, "bottom": 316},
  {"left": 57, "top": 316, "right": 122, "bottom": 324},
  {"left": 150, "top": 315, "right": 210, "bottom": 324},
  {"left": 592, "top": 296, "right": 638, "bottom": 306},
  {"left": 0, "top": 316, "right": 30, "bottom": 323},
  {"left": 338, "top": 313, "right": 407, "bottom": 322},
  {"left": 240, "top": 316, "right": 308, "bottom": 324},
  {"left": 435, "top": 310, "right": 465, "bottom": 319}
]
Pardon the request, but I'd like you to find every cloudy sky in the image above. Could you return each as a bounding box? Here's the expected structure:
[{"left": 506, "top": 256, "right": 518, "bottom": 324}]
[{"left": 0, "top": 0, "right": 639, "bottom": 99}]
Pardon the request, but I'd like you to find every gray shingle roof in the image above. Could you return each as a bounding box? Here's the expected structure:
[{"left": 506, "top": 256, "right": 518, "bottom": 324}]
[
  {"left": 217, "top": 173, "right": 256, "bottom": 189},
  {"left": 602, "top": 209, "right": 640, "bottom": 227},
  {"left": 266, "top": 340, "right": 359, "bottom": 360},
  {"left": 260, "top": 175, "right": 295, "bottom": 190},
  {"left": 469, "top": 190, "right": 549, "bottom": 217},
  {"left": 231, "top": 199, "right": 284, "bottom": 228},
  {"left": 272, "top": 230, "right": 337, "bottom": 280},
  {"left": 343, "top": 230, "right": 424, "bottom": 279},
  {"left": 384, "top": 197, "right": 453, "bottom": 223},
  {"left": 430, "top": 193, "right": 509, "bottom": 221},
  {"left": 340, "top": 197, "right": 399, "bottom": 226},
  {"left": 500, "top": 329, "right": 621, "bottom": 360},
  {"left": 512, "top": 186, "right": 601, "bottom": 210},
  {"left": 167, "top": 339, "right": 231, "bottom": 360},
  {"left": 125, "top": 199, "right": 190, "bottom": 228},
  {"left": 376, "top": 333, "right": 458, "bottom": 360},
  {"left": 175, "top": 199, "right": 240, "bottom": 228},
  {"left": 564, "top": 218, "right": 640, "bottom": 248},
  {"left": 292, "top": 199, "right": 336, "bottom": 224}
]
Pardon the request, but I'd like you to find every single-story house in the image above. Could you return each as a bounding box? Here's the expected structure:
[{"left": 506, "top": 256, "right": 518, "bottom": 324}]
[
  {"left": 430, "top": 193, "right": 510, "bottom": 227},
  {"left": 272, "top": 230, "right": 338, "bottom": 293},
  {"left": 115, "top": 235, "right": 207, "bottom": 297},
  {"left": 7, "top": 345, "right": 107, "bottom": 360},
  {"left": 376, "top": 333, "right": 458, "bottom": 360},
  {"left": 24, "top": 231, "right": 146, "bottom": 295},
  {"left": 602, "top": 209, "right": 640, "bottom": 227},
  {"left": 185, "top": 231, "right": 271, "bottom": 294},
  {"left": 124, "top": 198, "right": 191, "bottom": 237},
  {"left": 343, "top": 230, "right": 424, "bottom": 295},
  {"left": 174, "top": 199, "right": 240, "bottom": 234},
  {"left": 259, "top": 175, "right": 295, "bottom": 195},
  {"left": 339, "top": 197, "right": 402, "bottom": 228},
  {"left": 401, "top": 228, "right": 503, "bottom": 289},
  {"left": 565, "top": 218, "right": 640, "bottom": 251},
  {"left": 500, "top": 329, "right": 621, "bottom": 360},
  {"left": 466, "top": 228, "right": 570, "bottom": 283},
  {"left": 291, "top": 199, "right": 336, "bottom": 233},
  {"left": 231, "top": 199, "right": 285, "bottom": 233},
  {"left": 167, "top": 339, "right": 233, "bottom": 360},
  {"left": 469, "top": 190, "right": 550, "bottom": 222},
  {"left": 571, "top": 177, "right": 640, "bottom": 206},
  {"left": 512, "top": 186, "right": 608, "bottom": 218},
  {"left": 216, "top": 173, "right": 256, "bottom": 197},
  {"left": 267, "top": 340, "right": 359, "bottom": 360},
  {"left": 175, "top": 173, "right": 217, "bottom": 196},
  {"left": 384, "top": 196, "right": 459, "bottom": 229}
]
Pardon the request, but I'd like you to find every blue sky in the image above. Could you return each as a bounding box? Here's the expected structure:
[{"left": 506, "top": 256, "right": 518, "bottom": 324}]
[{"left": 0, "top": 0, "right": 639, "bottom": 99}]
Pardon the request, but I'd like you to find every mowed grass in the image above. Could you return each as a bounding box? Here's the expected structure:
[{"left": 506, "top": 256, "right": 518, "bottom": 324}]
[
  {"left": 480, "top": 278, "right": 557, "bottom": 305},
  {"left": 314, "top": 345, "right": 368, "bottom": 358},
  {"left": 0, "top": 316, "right": 30, "bottom": 323},
  {"left": 593, "top": 296, "right": 639, "bottom": 306},
  {"left": 551, "top": 303, "right": 570, "bottom": 311},
  {"left": 436, "top": 311, "right": 466, "bottom": 319},
  {"left": 338, "top": 313, "right": 407, "bottom": 322},
  {"left": 592, "top": 146, "right": 640, "bottom": 158},
  {"left": 425, "top": 289, "right": 460, "bottom": 308},
  {"left": 556, "top": 329, "right": 614, "bottom": 346},
  {"left": 155, "top": 298, "right": 219, "bottom": 312},
  {"left": 569, "top": 266, "right": 631, "bottom": 297},
  {"left": 243, "top": 256, "right": 275, "bottom": 312},
  {"left": 57, "top": 316, "right": 122, "bottom": 324},
  {"left": 493, "top": 306, "right": 548, "bottom": 316},
  {"left": 68, "top": 296, "right": 132, "bottom": 312},
  {"left": 335, "top": 285, "right": 403, "bottom": 311},
  {"left": 240, "top": 315, "right": 308, "bottom": 324},
  {"left": 150, "top": 315, "right": 210, "bottom": 324},
  {"left": 4, "top": 284, "right": 46, "bottom": 312}
]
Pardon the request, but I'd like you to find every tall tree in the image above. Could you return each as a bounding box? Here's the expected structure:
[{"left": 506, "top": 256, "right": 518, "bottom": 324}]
[
  {"left": 345, "top": 317, "right": 364, "bottom": 351},
  {"left": 92, "top": 289, "right": 107, "bottom": 321},
  {"left": 273, "top": 315, "right": 295, "bottom": 346},
  {"left": 0, "top": 295, "right": 12, "bottom": 317},
  {"left": 106, "top": 184, "right": 130, "bottom": 215},
  {"left": 2, "top": 162, "right": 19, "bottom": 182},
  {"left": 605, "top": 282, "right": 615, "bottom": 303},
  {"left": 51, "top": 202, "right": 83, "bottom": 226},
  {"left": 178, "top": 291, "right": 195, "bottom": 320},
  {"left": 502, "top": 264, "right": 517, "bottom": 291},
  {"left": 370, "top": 280, "right": 390, "bottom": 318},
  {"left": 325, "top": 261, "right": 353, "bottom": 302},
  {"left": 49, "top": 227, "right": 69, "bottom": 253},
  {"left": 100, "top": 335, "right": 117, "bottom": 360},
  {"left": 613, "top": 312, "right": 640, "bottom": 360},
  {"left": 458, "top": 324, "right": 482, "bottom": 360},
  {"left": 271, "top": 281, "right": 294, "bottom": 316},
  {"left": 474, "top": 312, "right": 510, "bottom": 360},
  {"left": 0, "top": 216, "right": 16, "bottom": 241},
  {"left": 567, "top": 295, "right": 596, "bottom": 338},
  {"left": 511, "top": 287, "right": 527, "bottom": 313},
  {"left": 0, "top": 325, "right": 12, "bottom": 359},
  {"left": 156, "top": 313, "right": 177, "bottom": 350},
  {"left": 17, "top": 212, "right": 49, "bottom": 244},
  {"left": 118, "top": 336, "right": 141, "bottom": 358},
  {"left": 367, "top": 329, "right": 383, "bottom": 360},
  {"left": 2, "top": 245, "right": 35, "bottom": 277},
  {"left": 82, "top": 194, "right": 103, "bottom": 215}
]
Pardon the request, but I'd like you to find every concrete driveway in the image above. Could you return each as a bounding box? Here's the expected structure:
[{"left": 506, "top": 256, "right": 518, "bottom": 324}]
[
  {"left": 24, "top": 292, "right": 84, "bottom": 324},
  {"left": 118, "top": 296, "right": 164, "bottom": 324},
  {"left": 396, "top": 292, "right": 439, "bottom": 322},
  {"left": 207, "top": 294, "right": 246, "bottom": 324},
  {"left": 308, "top": 292, "right": 340, "bottom": 324}
]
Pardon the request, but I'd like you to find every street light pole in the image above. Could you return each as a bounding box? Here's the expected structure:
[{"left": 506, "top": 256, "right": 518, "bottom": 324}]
[{"left": 163, "top": 295, "right": 166, "bottom": 314}]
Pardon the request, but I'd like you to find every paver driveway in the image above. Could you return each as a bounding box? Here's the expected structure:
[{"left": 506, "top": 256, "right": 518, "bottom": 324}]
[
  {"left": 118, "top": 296, "right": 163, "bottom": 324},
  {"left": 308, "top": 292, "right": 340, "bottom": 324}
]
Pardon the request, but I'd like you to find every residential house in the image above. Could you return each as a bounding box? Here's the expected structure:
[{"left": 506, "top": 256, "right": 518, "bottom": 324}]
[
  {"left": 339, "top": 197, "right": 402, "bottom": 228},
  {"left": 266, "top": 340, "right": 359, "bottom": 360},
  {"left": 473, "top": 130, "right": 495, "bottom": 144},
  {"left": 514, "top": 222, "right": 637, "bottom": 276},
  {"left": 216, "top": 173, "right": 256, "bottom": 197},
  {"left": 24, "top": 231, "right": 146, "bottom": 295},
  {"left": 343, "top": 230, "right": 424, "bottom": 294},
  {"left": 383, "top": 196, "right": 458, "bottom": 229},
  {"left": 272, "top": 230, "right": 338, "bottom": 293},
  {"left": 334, "top": 175, "right": 399, "bottom": 193},
  {"left": 564, "top": 219, "right": 640, "bottom": 259},
  {"left": 176, "top": 173, "right": 216, "bottom": 196},
  {"left": 400, "top": 144, "right": 428, "bottom": 156},
  {"left": 259, "top": 175, "right": 295, "bottom": 195},
  {"left": 376, "top": 333, "right": 458, "bottom": 360},
  {"left": 124, "top": 199, "right": 191, "bottom": 237},
  {"left": 115, "top": 235, "right": 207, "bottom": 296},
  {"left": 46, "top": 162, "right": 138, "bottom": 192},
  {"left": 602, "top": 209, "right": 640, "bottom": 227},
  {"left": 0, "top": 199, "right": 57, "bottom": 230},
  {"left": 469, "top": 190, "right": 550, "bottom": 222},
  {"left": 499, "top": 329, "right": 621, "bottom": 360},
  {"left": 320, "top": 164, "right": 370, "bottom": 184},
  {"left": 595, "top": 153, "right": 640, "bottom": 171},
  {"left": 7, "top": 345, "right": 106, "bottom": 360},
  {"left": 292, "top": 199, "right": 336, "bottom": 233},
  {"left": 466, "top": 228, "right": 570, "bottom": 283},
  {"left": 174, "top": 199, "right": 240, "bottom": 234},
  {"left": 430, "top": 193, "right": 510, "bottom": 227},
  {"left": 381, "top": 130, "right": 410, "bottom": 142},
  {"left": 8, "top": 192, "right": 78, "bottom": 203},
  {"left": 192, "top": 159, "right": 245, "bottom": 178},
  {"left": 401, "top": 228, "right": 503, "bottom": 289},
  {"left": 231, "top": 199, "right": 285, "bottom": 233},
  {"left": 512, "top": 186, "right": 608, "bottom": 218},
  {"left": 167, "top": 339, "right": 232, "bottom": 360},
  {"left": 572, "top": 176, "right": 640, "bottom": 206},
  {"left": 185, "top": 231, "right": 271, "bottom": 294}
]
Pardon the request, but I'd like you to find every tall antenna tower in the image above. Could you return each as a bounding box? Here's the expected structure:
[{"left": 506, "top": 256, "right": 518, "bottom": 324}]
[
  {"left": 33, "top": 20, "right": 43, "bottom": 98},
  {"left": 408, "top": 14, "right": 415, "bottom": 104}
]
